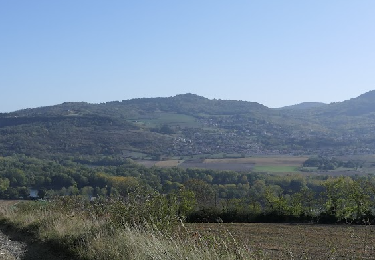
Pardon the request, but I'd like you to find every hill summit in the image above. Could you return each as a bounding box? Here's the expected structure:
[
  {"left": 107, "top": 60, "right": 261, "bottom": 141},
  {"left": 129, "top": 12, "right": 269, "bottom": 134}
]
[{"left": 279, "top": 102, "right": 327, "bottom": 110}]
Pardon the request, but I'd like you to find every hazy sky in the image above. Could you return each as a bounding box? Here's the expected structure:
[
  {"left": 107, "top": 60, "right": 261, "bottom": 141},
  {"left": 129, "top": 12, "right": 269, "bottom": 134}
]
[{"left": 1, "top": 1, "right": 375, "bottom": 112}]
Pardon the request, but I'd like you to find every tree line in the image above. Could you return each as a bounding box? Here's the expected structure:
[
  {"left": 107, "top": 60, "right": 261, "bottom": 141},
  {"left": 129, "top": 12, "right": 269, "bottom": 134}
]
[{"left": 1, "top": 155, "right": 375, "bottom": 223}]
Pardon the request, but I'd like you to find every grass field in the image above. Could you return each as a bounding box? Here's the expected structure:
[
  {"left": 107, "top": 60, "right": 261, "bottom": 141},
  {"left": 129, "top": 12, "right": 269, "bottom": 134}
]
[
  {"left": 137, "top": 155, "right": 375, "bottom": 175},
  {"left": 138, "top": 156, "right": 374, "bottom": 175},
  {"left": 139, "top": 156, "right": 309, "bottom": 172},
  {"left": 179, "top": 156, "right": 307, "bottom": 172},
  {"left": 187, "top": 223, "right": 375, "bottom": 259}
]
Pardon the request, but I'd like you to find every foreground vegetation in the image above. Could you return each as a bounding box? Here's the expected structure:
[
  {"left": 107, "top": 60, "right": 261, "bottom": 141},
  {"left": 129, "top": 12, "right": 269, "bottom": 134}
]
[
  {"left": 1, "top": 197, "right": 375, "bottom": 260},
  {"left": 1, "top": 155, "right": 375, "bottom": 259},
  {"left": 0, "top": 197, "right": 252, "bottom": 260}
]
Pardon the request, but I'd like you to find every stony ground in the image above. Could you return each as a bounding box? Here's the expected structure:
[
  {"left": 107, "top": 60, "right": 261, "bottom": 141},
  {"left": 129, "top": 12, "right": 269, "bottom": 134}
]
[
  {"left": 0, "top": 200, "right": 76, "bottom": 260},
  {"left": 0, "top": 230, "right": 25, "bottom": 260},
  {"left": 0, "top": 227, "right": 75, "bottom": 260}
]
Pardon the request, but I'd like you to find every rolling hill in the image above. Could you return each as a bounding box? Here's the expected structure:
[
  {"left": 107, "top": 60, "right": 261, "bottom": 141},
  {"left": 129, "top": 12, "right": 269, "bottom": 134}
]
[
  {"left": 279, "top": 102, "right": 327, "bottom": 110},
  {"left": 1, "top": 91, "right": 375, "bottom": 160}
]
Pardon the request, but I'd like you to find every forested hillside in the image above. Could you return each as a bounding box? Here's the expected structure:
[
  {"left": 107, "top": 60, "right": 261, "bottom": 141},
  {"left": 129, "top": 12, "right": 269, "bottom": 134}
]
[{"left": 2, "top": 91, "right": 375, "bottom": 160}]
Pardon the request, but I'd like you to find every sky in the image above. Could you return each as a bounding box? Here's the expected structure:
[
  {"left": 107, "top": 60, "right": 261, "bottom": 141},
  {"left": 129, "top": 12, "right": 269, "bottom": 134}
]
[{"left": 1, "top": 1, "right": 375, "bottom": 112}]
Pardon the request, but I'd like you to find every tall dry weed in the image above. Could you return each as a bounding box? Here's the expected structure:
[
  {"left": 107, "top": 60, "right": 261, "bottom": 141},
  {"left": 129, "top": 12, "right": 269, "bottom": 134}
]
[{"left": 0, "top": 198, "right": 254, "bottom": 260}]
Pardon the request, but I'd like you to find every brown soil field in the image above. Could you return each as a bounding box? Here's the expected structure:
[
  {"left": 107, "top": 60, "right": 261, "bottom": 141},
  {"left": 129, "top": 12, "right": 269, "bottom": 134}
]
[
  {"left": 154, "top": 160, "right": 181, "bottom": 167},
  {"left": 137, "top": 156, "right": 308, "bottom": 172},
  {"left": 179, "top": 159, "right": 255, "bottom": 171},
  {"left": 204, "top": 156, "right": 308, "bottom": 166},
  {"left": 187, "top": 223, "right": 375, "bottom": 259},
  {"left": 136, "top": 160, "right": 157, "bottom": 167}
]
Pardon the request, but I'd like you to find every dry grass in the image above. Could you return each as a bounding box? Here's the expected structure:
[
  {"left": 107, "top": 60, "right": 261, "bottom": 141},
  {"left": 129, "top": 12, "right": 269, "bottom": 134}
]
[
  {"left": 2, "top": 200, "right": 374, "bottom": 260},
  {"left": 0, "top": 200, "right": 251, "bottom": 260},
  {"left": 79, "top": 225, "right": 251, "bottom": 260}
]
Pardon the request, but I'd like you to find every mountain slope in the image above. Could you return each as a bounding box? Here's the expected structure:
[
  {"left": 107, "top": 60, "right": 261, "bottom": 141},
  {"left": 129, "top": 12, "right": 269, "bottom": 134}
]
[
  {"left": 1, "top": 92, "right": 375, "bottom": 159},
  {"left": 313, "top": 90, "right": 375, "bottom": 116},
  {"left": 0, "top": 94, "right": 273, "bottom": 159},
  {"left": 279, "top": 102, "right": 327, "bottom": 110}
]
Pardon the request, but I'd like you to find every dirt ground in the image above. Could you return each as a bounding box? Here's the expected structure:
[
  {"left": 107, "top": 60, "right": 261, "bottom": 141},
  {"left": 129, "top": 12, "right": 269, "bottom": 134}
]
[
  {"left": 0, "top": 223, "right": 76, "bottom": 260},
  {"left": 187, "top": 223, "right": 375, "bottom": 259},
  {"left": 0, "top": 200, "right": 74, "bottom": 260},
  {"left": 0, "top": 230, "right": 25, "bottom": 260}
]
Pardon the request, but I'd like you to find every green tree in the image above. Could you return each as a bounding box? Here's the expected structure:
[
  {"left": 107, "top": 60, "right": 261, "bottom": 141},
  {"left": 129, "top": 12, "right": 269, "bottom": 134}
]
[
  {"left": 264, "top": 185, "right": 288, "bottom": 215},
  {"left": 323, "top": 177, "right": 371, "bottom": 221},
  {"left": 38, "top": 189, "right": 47, "bottom": 199},
  {"left": 176, "top": 189, "right": 196, "bottom": 217},
  {"left": 184, "top": 179, "right": 215, "bottom": 209},
  {"left": 0, "top": 178, "right": 10, "bottom": 192}
]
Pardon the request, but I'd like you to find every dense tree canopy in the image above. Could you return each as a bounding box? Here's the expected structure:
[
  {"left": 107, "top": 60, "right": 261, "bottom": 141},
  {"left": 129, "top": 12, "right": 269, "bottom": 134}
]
[{"left": 1, "top": 155, "right": 375, "bottom": 224}]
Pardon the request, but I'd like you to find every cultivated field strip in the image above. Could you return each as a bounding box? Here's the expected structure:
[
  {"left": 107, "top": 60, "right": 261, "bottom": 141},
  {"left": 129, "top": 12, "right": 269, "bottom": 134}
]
[{"left": 188, "top": 223, "right": 375, "bottom": 259}]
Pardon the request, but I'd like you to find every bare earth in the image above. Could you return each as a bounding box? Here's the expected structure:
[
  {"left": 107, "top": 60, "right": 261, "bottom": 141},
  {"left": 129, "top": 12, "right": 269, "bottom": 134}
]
[
  {"left": 0, "top": 230, "right": 25, "bottom": 260},
  {"left": 0, "top": 224, "right": 73, "bottom": 260},
  {"left": 188, "top": 223, "right": 375, "bottom": 259}
]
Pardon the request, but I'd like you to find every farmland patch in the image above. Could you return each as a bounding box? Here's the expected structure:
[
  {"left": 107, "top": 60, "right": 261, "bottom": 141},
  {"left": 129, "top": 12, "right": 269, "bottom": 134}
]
[
  {"left": 138, "top": 156, "right": 308, "bottom": 172},
  {"left": 179, "top": 159, "right": 255, "bottom": 171},
  {"left": 155, "top": 160, "right": 182, "bottom": 167},
  {"left": 253, "top": 165, "right": 299, "bottom": 173},
  {"left": 204, "top": 156, "right": 308, "bottom": 166},
  {"left": 187, "top": 223, "right": 375, "bottom": 259}
]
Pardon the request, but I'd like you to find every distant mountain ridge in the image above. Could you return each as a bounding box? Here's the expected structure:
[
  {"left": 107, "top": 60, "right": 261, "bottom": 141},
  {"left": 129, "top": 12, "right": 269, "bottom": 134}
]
[
  {"left": 317, "top": 90, "right": 375, "bottom": 116},
  {"left": 6, "top": 93, "right": 267, "bottom": 117},
  {"left": 1, "top": 91, "right": 375, "bottom": 159},
  {"left": 279, "top": 102, "right": 327, "bottom": 110}
]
